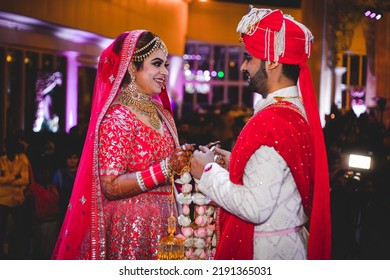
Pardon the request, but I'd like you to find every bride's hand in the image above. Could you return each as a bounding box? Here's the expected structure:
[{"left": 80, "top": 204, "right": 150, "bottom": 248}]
[{"left": 167, "top": 143, "right": 195, "bottom": 176}]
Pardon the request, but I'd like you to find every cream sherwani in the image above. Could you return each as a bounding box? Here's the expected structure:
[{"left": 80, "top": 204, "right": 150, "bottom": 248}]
[{"left": 198, "top": 86, "right": 309, "bottom": 260}]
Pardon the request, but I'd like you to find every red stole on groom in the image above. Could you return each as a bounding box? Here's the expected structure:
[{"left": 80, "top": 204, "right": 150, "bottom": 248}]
[{"left": 214, "top": 102, "right": 313, "bottom": 260}]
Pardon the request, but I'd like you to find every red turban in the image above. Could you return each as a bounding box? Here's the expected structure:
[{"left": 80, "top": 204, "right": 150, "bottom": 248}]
[{"left": 237, "top": 8, "right": 313, "bottom": 64}]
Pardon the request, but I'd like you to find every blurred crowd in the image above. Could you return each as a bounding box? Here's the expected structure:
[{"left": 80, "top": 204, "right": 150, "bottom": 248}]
[
  {"left": 323, "top": 105, "right": 390, "bottom": 260},
  {"left": 0, "top": 103, "right": 389, "bottom": 260},
  {"left": 0, "top": 126, "right": 82, "bottom": 259}
]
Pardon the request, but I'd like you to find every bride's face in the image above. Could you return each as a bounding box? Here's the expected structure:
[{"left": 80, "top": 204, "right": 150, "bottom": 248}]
[{"left": 133, "top": 49, "right": 169, "bottom": 95}]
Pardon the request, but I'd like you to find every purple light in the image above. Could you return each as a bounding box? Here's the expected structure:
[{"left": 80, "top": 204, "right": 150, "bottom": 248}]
[
  {"left": 0, "top": 11, "right": 112, "bottom": 49},
  {"left": 62, "top": 51, "right": 79, "bottom": 133},
  {"left": 364, "top": 9, "right": 382, "bottom": 20},
  {"left": 55, "top": 29, "right": 113, "bottom": 49},
  {"left": 167, "top": 55, "right": 183, "bottom": 106}
]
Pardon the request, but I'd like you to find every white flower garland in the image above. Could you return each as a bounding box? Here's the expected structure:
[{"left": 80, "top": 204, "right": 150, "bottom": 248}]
[{"left": 175, "top": 172, "right": 217, "bottom": 260}]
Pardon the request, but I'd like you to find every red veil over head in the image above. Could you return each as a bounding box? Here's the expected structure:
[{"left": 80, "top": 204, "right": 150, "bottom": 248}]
[{"left": 52, "top": 30, "right": 173, "bottom": 259}]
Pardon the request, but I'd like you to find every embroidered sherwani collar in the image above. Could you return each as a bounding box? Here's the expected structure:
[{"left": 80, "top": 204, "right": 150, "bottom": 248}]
[{"left": 253, "top": 86, "right": 307, "bottom": 119}]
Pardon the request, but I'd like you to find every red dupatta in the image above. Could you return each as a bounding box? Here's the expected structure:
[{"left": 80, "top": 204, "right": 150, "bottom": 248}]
[
  {"left": 215, "top": 102, "right": 313, "bottom": 260},
  {"left": 51, "top": 30, "right": 175, "bottom": 259}
]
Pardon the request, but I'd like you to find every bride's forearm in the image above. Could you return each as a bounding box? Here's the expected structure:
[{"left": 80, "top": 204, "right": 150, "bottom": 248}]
[{"left": 100, "top": 160, "right": 170, "bottom": 200}]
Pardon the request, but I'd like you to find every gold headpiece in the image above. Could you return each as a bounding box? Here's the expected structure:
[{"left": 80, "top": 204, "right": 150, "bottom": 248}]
[{"left": 133, "top": 36, "right": 168, "bottom": 62}]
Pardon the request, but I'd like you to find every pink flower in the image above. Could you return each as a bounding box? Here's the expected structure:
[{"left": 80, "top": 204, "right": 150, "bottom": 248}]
[
  {"left": 195, "top": 205, "right": 206, "bottom": 215},
  {"left": 194, "top": 248, "right": 207, "bottom": 259},
  {"left": 207, "top": 224, "right": 216, "bottom": 236},
  {"left": 188, "top": 253, "right": 198, "bottom": 260},
  {"left": 175, "top": 172, "right": 192, "bottom": 184},
  {"left": 181, "top": 226, "right": 194, "bottom": 237},
  {"left": 178, "top": 215, "right": 191, "bottom": 227},
  {"left": 175, "top": 233, "right": 185, "bottom": 240},
  {"left": 184, "top": 237, "right": 194, "bottom": 248},
  {"left": 182, "top": 204, "right": 190, "bottom": 215},
  {"left": 185, "top": 248, "right": 193, "bottom": 258},
  {"left": 193, "top": 193, "right": 207, "bottom": 205},
  {"left": 195, "top": 215, "right": 207, "bottom": 227},
  {"left": 193, "top": 237, "right": 206, "bottom": 249},
  {"left": 207, "top": 224, "right": 215, "bottom": 231},
  {"left": 181, "top": 183, "right": 192, "bottom": 193},
  {"left": 194, "top": 227, "right": 207, "bottom": 238},
  {"left": 173, "top": 166, "right": 217, "bottom": 259},
  {"left": 177, "top": 193, "right": 192, "bottom": 205}
]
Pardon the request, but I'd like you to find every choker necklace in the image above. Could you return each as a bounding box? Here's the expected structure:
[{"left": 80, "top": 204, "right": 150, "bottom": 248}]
[{"left": 119, "top": 87, "right": 161, "bottom": 130}]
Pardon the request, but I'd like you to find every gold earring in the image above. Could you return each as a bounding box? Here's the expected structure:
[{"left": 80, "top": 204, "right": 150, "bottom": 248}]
[{"left": 127, "top": 67, "right": 138, "bottom": 94}]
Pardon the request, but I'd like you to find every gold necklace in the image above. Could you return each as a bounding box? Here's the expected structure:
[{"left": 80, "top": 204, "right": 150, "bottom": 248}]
[{"left": 119, "top": 87, "right": 161, "bottom": 130}]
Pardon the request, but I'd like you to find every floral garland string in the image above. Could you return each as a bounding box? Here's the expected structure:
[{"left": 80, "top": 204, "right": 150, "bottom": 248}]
[{"left": 176, "top": 172, "right": 217, "bottom": 260}]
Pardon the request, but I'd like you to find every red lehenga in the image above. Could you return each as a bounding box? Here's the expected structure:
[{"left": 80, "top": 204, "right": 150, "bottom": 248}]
[
  {"left": 98, "top": 103, "right": 176, "bottom": 259},
  {"left": 51, "top": 30, "right": 179, "bottom": 260}
]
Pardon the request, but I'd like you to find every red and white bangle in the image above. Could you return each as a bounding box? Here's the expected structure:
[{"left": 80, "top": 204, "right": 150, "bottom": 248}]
[
  {"left": 149, "top": 166, "right": 159, "bottom": 186},
  {"left": 136, "top": 171, "right": 147, "bottom": 192},
  {"left": 140, "top": 161, "right": 170, "bottom": 190},
  {"left": 160, "top": 160, "right": 170, "bottom": 179}
]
